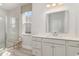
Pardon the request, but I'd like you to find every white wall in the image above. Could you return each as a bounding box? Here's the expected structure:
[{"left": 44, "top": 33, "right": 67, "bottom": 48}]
[
  {"left": 64, "top": 3, "right": 79, "bottom": 36},
  {"left": 32, "top": 3, "right": 46, "bottom": 34},
  {"left": 32, "top": 3, "right": 79, "bottom": 36}
]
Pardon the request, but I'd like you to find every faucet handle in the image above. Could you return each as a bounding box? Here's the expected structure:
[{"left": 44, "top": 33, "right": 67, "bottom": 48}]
[{"left": 51, "top": 32, "right": 58, "bottom": 36}]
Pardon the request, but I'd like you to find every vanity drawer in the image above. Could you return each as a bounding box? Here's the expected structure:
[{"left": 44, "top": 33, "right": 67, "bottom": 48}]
[
  {"left": 32, "top": 41, "right": 41, "bottom": 48},
  {"left": 43, "top": 39, "right": 65, "bottom": 45},
  {"left": 32, "top": 37, "right": 41, "bottom": 42},
  {"left": 67, "top": 41, "right": 79, "bottom": 47}
]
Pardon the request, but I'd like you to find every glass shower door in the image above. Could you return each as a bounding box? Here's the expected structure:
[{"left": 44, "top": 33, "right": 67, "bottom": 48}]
[
  {"left": 0, "top": 16, "right": 6, "bottom": 49},
  {"left": 6, "top": 16, "right": 19, "bottom": 48},
  {"left": 0, "top": 15, "right": 19, "bottom": 49}
]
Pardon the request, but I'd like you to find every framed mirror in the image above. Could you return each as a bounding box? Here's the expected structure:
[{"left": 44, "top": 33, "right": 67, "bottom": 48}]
[{"left": 45, "top": 10, "right": 69, "bottom": 33}]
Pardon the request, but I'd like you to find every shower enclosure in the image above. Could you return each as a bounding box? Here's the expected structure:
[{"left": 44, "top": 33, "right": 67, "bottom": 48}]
[{"left": 0, "top": 15, "right": 19, "bottom": 50}]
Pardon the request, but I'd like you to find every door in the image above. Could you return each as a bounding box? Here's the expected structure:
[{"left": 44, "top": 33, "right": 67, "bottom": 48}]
[
  {"left": 42, "top": 42, "right": 54, "bottom": 56},
  {"left": 67, "top": 46, "right": 79, "bottom": 56},
  {"left": 54, "top": 45, "right": 65, "bottom": 56}
]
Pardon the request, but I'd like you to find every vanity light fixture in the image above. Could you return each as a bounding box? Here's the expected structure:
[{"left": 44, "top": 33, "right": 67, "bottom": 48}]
[{"left": 46, "top": 3, "right": 64, "bottom": 8}]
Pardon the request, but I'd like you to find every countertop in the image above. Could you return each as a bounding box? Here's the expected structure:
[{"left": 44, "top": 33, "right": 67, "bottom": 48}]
[{"left": 32, "top": 33, "right": 79, "bottom": 41}]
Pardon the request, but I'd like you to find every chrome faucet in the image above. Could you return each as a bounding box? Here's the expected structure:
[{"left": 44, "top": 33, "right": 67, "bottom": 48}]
[{"left": 53, "top": 32, "right": 58, "bottom": 36}]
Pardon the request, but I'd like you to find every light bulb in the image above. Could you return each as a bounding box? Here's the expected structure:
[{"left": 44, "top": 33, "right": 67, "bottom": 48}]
[
  {"left": 46, "top": 4, "right": 51, "bottom": 8},
  {"left": 52, "top": 3, "right": 56, "bottom": 7}
]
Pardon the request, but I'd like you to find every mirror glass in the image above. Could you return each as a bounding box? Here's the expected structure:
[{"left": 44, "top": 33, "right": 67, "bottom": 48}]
[{"left": 47, "top": 10, "right": 69, "bottom": 33}]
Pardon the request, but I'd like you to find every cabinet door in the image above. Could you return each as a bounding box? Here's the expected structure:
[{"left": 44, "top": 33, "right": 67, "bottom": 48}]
[
  {"left": 22, "top": 35, "right": 32, "bottom": 49},
  {"left": 32, "top": 48, "right": 41, "bottom": 56},
  {"left": 32, "top": 41, "right": 41, "bottom": 49},
  {"left": 67, "top": 46, "right": 79, "bottom": 56},
  {"left": 42, "top": 43, "right": 54, "bottom": 56},
  {"left": 54, "top": 45, "right": 65, "bottom": 56}
]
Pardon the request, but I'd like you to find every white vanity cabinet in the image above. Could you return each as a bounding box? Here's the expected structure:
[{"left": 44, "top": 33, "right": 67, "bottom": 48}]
[
  {"left": 42, "top": 39, "right": 66, "bottom": 56},
  {"left": 22, "top": 34, "right": 32, "bottom": 49},
  {"left": 54, "top": 44, "right": 65, "bottom": 56},
  {"left": 42, "top": 42, "right": 54, "bottom": 56},
  {"left": 66, "top": 41, "right": 79, "bottom": 56},
  {"left": 32, "top": 35, "right": 79, "bottom": 56},
  {"left": 32, "top": 37, "right": 42, "bottom": 56},
  {"left": 67, "top": 46, "right": 79, "bottom": 56}
]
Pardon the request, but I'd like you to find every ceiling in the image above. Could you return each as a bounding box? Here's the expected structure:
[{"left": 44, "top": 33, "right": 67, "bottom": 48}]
[{"left": 0, "top": 3, "right": 27, "bottom": 10}]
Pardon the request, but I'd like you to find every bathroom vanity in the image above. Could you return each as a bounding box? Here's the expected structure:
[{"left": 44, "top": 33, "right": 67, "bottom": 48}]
[
  {"left": 31, "top": 8, "right": 79, "bottom": 56},
  {"left": 32, "top": 33, "right": 79, "bottom": 56}
]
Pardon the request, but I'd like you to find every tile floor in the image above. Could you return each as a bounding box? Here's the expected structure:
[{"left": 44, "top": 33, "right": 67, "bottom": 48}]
[
  {"left": 1, "top": 48, "right": 32, "bottom": 56},
  {"left": 14, "top": 48, "right": 32, "bottom": 56}
]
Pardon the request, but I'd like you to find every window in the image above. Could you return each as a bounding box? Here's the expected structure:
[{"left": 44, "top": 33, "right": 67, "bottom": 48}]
[{"left": 22, "top": 11, "right": 32, "bottom": 34}]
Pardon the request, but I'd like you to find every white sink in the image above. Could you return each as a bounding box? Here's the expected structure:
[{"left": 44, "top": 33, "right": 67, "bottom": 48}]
[{"left": 46, "top": 33, "right": 74, "bottom": 39}]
